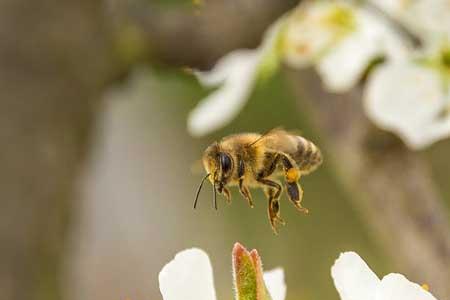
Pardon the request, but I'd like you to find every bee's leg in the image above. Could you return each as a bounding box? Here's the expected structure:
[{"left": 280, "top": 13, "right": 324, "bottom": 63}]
[
  {"left": 259, "top": 178, "right": 285, "bottom": 234},
  {"left": 286, "top": 181, "right": 308, "bottom": 214},
  {"left": 237, "top": 156, "right": 253, "bottom": 207},
  {"left": 264, "top": 187, "right": 285, "bottom": 234},
  {"left": 279, "top": 154, "right": 309, "bottom": 214},
  {"left": 222, "top": 187, "right": 231, "bottom": 204},
  {"left": 238, "top": 179, "right": 253, "bottom": 207}
]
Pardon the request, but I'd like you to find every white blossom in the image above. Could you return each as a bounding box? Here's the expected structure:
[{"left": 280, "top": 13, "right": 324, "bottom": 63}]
[
  {"left": 364, "top": 42, "right": 450, "bottom": 149},
  {"left": 158, "top": 248, "right": 286, "bottom": 300},
  {"left": 187, "top": 1, "right": 409, "bottom": 137},
  {"left": 187, "top": 18, "right": 285, "bottom": 137},
  {"left": 282, "top": 1, "right": 409, "bottom": 92},
  {"left": 331, "top": 252, "right": 439, "bottom": 300},
  {"left": 263, "top": 268, "right": 287, "bottom": 300},
  {"left": 372, "top": 0, "right": 450, "bottom": 42},
  {"left": 159, "top": 249, "right": 217, "bottom": 300}
]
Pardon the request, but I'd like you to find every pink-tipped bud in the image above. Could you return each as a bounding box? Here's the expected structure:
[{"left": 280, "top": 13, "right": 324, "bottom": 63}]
[{"left": 232, "top": 243, "right": 272, "bottom": 300}]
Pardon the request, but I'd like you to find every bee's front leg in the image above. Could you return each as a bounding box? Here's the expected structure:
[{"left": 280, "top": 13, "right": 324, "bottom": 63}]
[
  {"left": 259, "top": 178, "right": 285, "bottom": 234},
  {"left": 279, "top": 154, "right": 309, "bottom": 214},
  {"left": 222, "top": 187, "right": 231, "bottom": 204},
  {"left": 238, "top": 179, "right": 253, "bottom": 207},
  {"left": 237, "top": 157, "right": 253, "bottom": 207}
]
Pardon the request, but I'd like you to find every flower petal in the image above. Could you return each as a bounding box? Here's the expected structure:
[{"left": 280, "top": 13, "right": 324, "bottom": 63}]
[
  {"left": 188, "top": 16, "right": 286, "bottom": 137},
  {"left": 372, "top": 0, "right": 450, "bottom": 41},
  {"left": 317, "top": 8, "right": 409, "bottom": 92},
  {"left": 159, "top": 248, "right": 217, "bottom": 300},
  {"left": 317, "top": 30, "right": 377, "bottom": 92},
  {"left": 263, "top": 268, "right": 286, "bottom": 300},
  {"left": 188, "top": 49, "right": 260, "bottom": 137},
  {"left": 364, "top": 61, "right": 448, "bottom": 149},
  {"left": 416, "top": 114, "right": 450, "bottom": 148},
  {"left": 283, "top": 2, "right": 357, "bottom": 68},
  {"left": 375, "top": 273, "right": 438, "bottom": 300},
  {"left": 331, "top": 252, "right": 380, "bottom": 300}
]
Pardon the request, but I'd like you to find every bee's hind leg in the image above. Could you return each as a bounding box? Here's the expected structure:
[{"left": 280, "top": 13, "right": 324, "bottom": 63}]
[
  {"left": 279, "top": 154, "right": 309, "bottom": 214},
  {"left": 285, "top": 181, "right": 308, "bottom": 214},
  {"left": 259, "top": 178, "right": 285, "bottom": 234}
]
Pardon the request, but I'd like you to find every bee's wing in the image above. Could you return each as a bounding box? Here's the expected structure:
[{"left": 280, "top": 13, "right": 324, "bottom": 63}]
[
  {"left": 265, "top": 130, "right": 304, "bottom": 156},
  {"left": 285, "top": 128, "right": 303, "bottom": 136},
  {"left": 246, "top": 127, "right": 285, "bottom": 147},
  {"left": 245, "top": 128, "right": 298, "bottom": 155}
]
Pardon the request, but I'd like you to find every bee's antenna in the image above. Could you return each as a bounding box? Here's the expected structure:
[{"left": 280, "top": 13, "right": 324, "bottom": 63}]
[
  {"left": 193, "top": 173, "right": 210, "bottom": 209},
  {"left": 213, "top": 176, "right": 218, "bottom": 210},
  {"left": 247, "top": 127, "right": 282, "bottom": 147}
]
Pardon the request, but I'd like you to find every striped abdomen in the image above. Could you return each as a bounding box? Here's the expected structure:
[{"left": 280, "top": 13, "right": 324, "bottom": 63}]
[{"left": 291, "top": 136, "right": 322, "bottom": 174}]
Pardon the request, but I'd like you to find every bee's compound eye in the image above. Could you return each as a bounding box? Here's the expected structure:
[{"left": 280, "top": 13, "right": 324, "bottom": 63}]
[{"left": 219, "top": 153, "right": 232, "bottom": 174}]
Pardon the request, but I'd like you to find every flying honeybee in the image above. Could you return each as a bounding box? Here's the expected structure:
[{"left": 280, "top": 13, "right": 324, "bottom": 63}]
[{"left": 194, "top": 128, "right": 322, "bottom": 234}]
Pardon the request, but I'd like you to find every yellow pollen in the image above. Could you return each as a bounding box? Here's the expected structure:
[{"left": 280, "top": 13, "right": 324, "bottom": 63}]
[
  {"left": 286, "top": 168, "right": 300, "bottom": 182},
  {"left": 422, "top": 283, "right": 430, "bottom": 291}
]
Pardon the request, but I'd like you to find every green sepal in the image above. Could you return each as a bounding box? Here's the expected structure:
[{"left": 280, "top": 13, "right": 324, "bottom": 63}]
[{"left": 232, "top": 243, "right": 272, "bottom": 300}]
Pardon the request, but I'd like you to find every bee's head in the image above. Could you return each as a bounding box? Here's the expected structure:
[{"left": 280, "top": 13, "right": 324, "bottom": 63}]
[
  {"left": 202, "top": 142, "right": 234, "bottom": 192},
  {"left": 193, "top": 142, "right": 234, "bottom": 210}
]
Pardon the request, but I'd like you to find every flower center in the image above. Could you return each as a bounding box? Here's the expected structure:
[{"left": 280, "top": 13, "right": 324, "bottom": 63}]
[
  {"left": 440, "top": 48, "right": 450, "bottom": 70},
  {"left": 322, "top": 5, "right": 356, "bottom": 36}
]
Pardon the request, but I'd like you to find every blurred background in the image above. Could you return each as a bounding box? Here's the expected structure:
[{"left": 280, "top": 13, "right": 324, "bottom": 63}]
[{"left": 1, "top": 1, "right": 449, "bottom": 300}]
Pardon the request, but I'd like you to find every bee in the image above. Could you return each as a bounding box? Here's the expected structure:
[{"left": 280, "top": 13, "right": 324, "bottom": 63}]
[{"left": 194, "top": 128, "right": 323, "bottom": 233}]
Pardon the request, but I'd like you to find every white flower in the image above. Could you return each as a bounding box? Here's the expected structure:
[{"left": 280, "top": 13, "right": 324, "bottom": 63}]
[
  {"left": 364, "top": 43, "right": 450, "bottom": 149},
  {"left": 187, "top": 0, "right": 409, "bottom": 137},
  {"left": 331, "top": 251, "right": 439, "bottom": 300},
  {"left": 158, "top": 247, "right": 286, "bottom": 300},
  {"left": 263, "top": 268, "right": 287, "bottom": 300},
  {"left": 282, "top": 1, "right": 409, "bottom": 92},
  {"left": 372, "top": 0, "right": 450, "bottom": 42},
  {"left": 187, "top": 18, "right": 285, "bottom": 137}
]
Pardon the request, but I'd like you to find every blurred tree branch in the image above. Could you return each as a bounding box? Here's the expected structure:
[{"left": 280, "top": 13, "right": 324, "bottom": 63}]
[
  {"left": 285, "top": 69, "right": 450, "bottom": 299},
  {"left": 0, "top": 1, "right": 119, "bottom": 299},
  {"left": 107, "top": 0, "right": 298, "bottom": 68}
]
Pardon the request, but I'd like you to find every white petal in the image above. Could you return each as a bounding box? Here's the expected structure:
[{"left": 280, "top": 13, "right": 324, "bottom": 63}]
[
  {"left": 159, "top": 248, "right": 217, "bottom": 300},
  {"left": 263, "top": 268, "right": 286, "bottom": 300},
  {"left": 187, "top": 49, "right": 260, "bottom": 137},
  {"left": 331, "top": 252, "right": 380, "bottom": 300},
  {"left": 371, "top": 0, "right": 450, "bottom": 41},
  {"left": 402, "top": 0, "right": 450, "bottom": 41},
  {"left": 370, "top": 0, "right": 406, "bottom": 16},
  {"left": 317, "top": 30, "right": 378, "bottom": 92},
  {"left": 283, "top": 1, "right": 345, "bottom": 68},
  {"left": 188, "top": 16, "right": 285, "bottom": 137},
  {"left": 317, "top": 8, "right": 409, "bottom": 92},
  {"left": 364, "top": 62, "right": 447, "bottom": 149},
  {"left": 399, "top": 114, "right": 450, "bottom": 149},
  {"left": 375, "top": 273, "right": 438, "bottom": 300}
]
